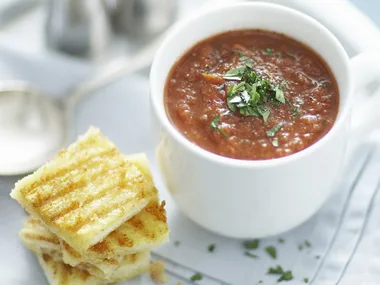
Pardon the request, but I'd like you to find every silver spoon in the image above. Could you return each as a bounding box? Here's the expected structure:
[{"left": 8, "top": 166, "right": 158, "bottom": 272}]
[{"left": 0, "top": 35, "right": 163, "bottom": 176}]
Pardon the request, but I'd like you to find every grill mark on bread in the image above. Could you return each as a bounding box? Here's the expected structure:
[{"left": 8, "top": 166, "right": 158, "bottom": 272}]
[
  {"left": 112, "top": 232, "right": 134, "bottom": 248},
  {"left": 62, "top": 241, "right": 81, "bottom": 258},
  {"left": 90, "top": 240, "right": 112, "bottom": 254},
  {"left": 27, "top": 218, "right": 43, "bottom": 226},
  {"left": 147, "top": 201, "right": 167, "bottom": 223},
  {"left": 25, "top": 149, "right": 120, "bottom": 207},
  {"left": 22, "top": 147, "right": 117, "bottom": 196},
  {"left": 22, "top": 232, "right": 59, "bottom": 244},
  {"left": 58, "top": 178, "right": 152, "bottom": 232},
  {"left": 47, "top": 164, "right": 129, "bottom": 221}
]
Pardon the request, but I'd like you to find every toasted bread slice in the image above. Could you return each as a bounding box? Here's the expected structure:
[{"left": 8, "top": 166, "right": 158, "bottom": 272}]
[
  {"left": 37, "top": 253, "right": 105, "bottom": 285},
  {"left": 19, "top": 216, "right": 60, "bottom": 252},
  {"left": 125, "top": 153, "right": 153, "bottom": 180},
  {"left": 11, "top": 127, "right": 157, "bottom": 253},
  {"left": 20, "top": 216, "right": 117, "bottom": 277},
  {"left": 77, "top": 251, "right": 151, "bottom": 281},
  {"left": 109, "top": 251, "right": 150, "bottom": 283},
  {"left": 61, "top": 201, "right": 169, "bottom": 265},
  {"left": 20, "top": 216, "right": 147, "bottom": 280}
]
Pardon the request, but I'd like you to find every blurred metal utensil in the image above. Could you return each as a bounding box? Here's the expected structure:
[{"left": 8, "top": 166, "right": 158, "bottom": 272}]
[
  {"left": 45, "top": 0, "right": 110, "bottom": 57},
  {"left": 106, "top": 0, "right": 177, "bottom": 38},
  {"left": 0, "top": 34, "right": 164, "bottom": 175},
  {"left": 0, "top": 0, "right": 40, "bottom": 27}
]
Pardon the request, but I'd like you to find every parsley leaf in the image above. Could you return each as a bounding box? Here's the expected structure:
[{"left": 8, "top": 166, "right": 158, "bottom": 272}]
[
  {"left": 315, "top": 255, "right": 321, "bottom": 259},
  {"left": 278, "top": 270, "right": 293, "bottom": 282},
  {"left": 275, "top": 85, "right": 286, "bottom": 104},
  {"left": 190, "top": 273, "right": 203, "bottom": 281},
  {"left": 278, "top": 238, "right": 285, "bottom": 244},
  {"left": 257, "top": 105, "right": 270, "bottom": 124},
  {"left": 244, "top": 251, "right": 259, "bottom": 259},
  {"left": 272, "top": 138, "right": 279, "bottom": 147},
  {"left": 174, "top": 241, "right": 180, "bottom": 247},
  {"left": 304, "top": 277, "right": 309, "bottom": 283},
  {"left": 265, "top": 246, "right": 277, "bottom": 259},
  {"left": 305, "top": 240, "right": 312, "bottom": 248},
  {"left": 266, "top": 122, "right": 283, "bottom": 137},
  {"left": 224, "top": 67, "right": 246, "bottom": 80},
  {"left": 210, "top": 116, "right": 228, "bottom": 137},
  {"left": 232, "top": 49, "right": 245, "bottom": 57},
  {"left": 276, "top": 51, "right": 283, "bottom": 57},
  {"left": 244, "top": 239, "right": 260, "bottom": 249},
  {"left": 264, "top": 48, "right": 273, "bottom": 55},
  {"left": 267, "top": 265, "right": 284, "bottom": 275},
  {"left": 298, "top": 244, "right": 304, "bottom": 251},
  {"left": 292, "top": 106, "right": 299, "bottom": 117},
  {"left": 208, "top": 244, "right": 216, "bottom": 253}
]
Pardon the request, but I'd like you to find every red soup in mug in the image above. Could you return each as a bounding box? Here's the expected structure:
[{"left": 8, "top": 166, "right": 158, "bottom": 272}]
[{"left": 164, "top": 30, "right": 339, "bottom": 160}]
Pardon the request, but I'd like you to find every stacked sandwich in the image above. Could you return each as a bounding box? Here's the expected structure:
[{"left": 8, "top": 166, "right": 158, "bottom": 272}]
[{"left": 11, "top": 127, "right": 169, "bottom": 285}]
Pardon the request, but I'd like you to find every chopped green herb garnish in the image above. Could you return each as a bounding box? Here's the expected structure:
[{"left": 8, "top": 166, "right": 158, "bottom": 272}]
[
  {"left": 275, "top": 86, "right": 285, "bottom": 104},
  {"left": 174, "top": 241, "right": 180, "bottom": 247},
  {"left": 305, "top": 240, "right": 312, "bottom": 248},
  {"left": 315, "top": 255, "right": 321, "bottom": 259},
  {"left": 321, "top": 82, "right": 329, "bottom": 88},
  {"left": 272, "top": 138, "right": 279, "bottom": 147},
  {"left": 244, "top": 251, "right": 259, "bottom": 259},
  {"left": 278, "top": 270, "right": 293, "bottom": 282},
  {"left": 264, "top": 48, "right": 273, "bottom": 56},
  {"left": 257, "top": 105, "right": 270, "bottom": 124},
  {"left": 292, "top": 106, "right": 299, "bottom": 117},
  {"left": 223, "top": 62, "right": 291, "bottom": 124},
  {"left": 258, "top": 281, "right": 263, "bottom": 284},
  {"left": 276, "top": 51, "right": 283, "bottom": 57},
  {"left": 266, "top": 122, "right": 283, "bottom": 137},
  {"left": 190, "top": 273, "right": 203, "bottom": 281},
  {"left": 265, "top": 246, "right": 277, "bottom": 259},
  {"left": 298, "top": 244, "right": 303, "bottom": 251},
  {"left": 210, "top": 116, "right": 228, "bottom": 137},
  {"left": 304, "top": 278, "right": 309, "bottom": 283},
  {"left": 223, "top": 67, "right": 246, "bottom": 80},
  {"left": 268, "top": 266, "right": 293, "bottom": 282},
  {"left": 208, "top": 244, "right": 216, "bottom": 253},
  {"left": 232, "top": 49, "right": 245, "bottom": 57},
  {"left": 267, "top": 265, "right": 284, "bottom": 275},
  {"left": 244, "top": 239, "right": 260, "bottom": 249},
  {"left": 278, "top": 238, "right": 285, "bottom": 244}
]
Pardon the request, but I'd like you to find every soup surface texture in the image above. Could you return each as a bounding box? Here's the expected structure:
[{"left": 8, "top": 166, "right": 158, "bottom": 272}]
[{"left": 164, "top": 30, "right": 339, "bottom": 160}]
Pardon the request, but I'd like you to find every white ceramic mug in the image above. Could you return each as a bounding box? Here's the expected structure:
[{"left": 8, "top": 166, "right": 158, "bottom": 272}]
[{"left": 150, "top": 2, "right": 380, "bottom": 238}]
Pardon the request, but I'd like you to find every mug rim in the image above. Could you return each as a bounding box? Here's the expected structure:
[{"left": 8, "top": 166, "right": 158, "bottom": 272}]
[{"left": 150, "top": 2, "right": 352, "bottom": 168}]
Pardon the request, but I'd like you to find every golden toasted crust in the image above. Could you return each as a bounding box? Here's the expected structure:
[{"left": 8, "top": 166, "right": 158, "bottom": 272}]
[
  {"left": 37, "top": 253, "right": 105, "bottom": 285},
  {"left": 11, "top": 127, "right": 157, "bottom": 253},
  {"left": 77, "top": 251, "right": 150, "bottom": 281},
  {"left": 19, "top": 216, "right": 60, "bottom": 252},
  {"left": 21, "top": 217, "right": 151, "bottom": 281},
  {"left": 61, "top": 201, "right": 169, "bottom": 265}
]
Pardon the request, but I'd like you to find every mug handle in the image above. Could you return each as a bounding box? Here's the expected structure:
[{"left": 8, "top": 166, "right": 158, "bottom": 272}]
[{"left": 350, "top": 53, "right": 380, "bottom": 138}]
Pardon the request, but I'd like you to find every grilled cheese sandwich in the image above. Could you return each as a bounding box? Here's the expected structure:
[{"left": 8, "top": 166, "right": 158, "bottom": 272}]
[
  {"left": 11, "top": 127, "right": 157, "bottom": 253},
  {"left": 61, "top": 200, "right": 169, "bottom": 266}
]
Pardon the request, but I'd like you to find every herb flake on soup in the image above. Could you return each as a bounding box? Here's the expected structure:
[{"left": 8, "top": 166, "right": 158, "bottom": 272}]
[{"left": 164, "top": 30, "right": 339, "bottom": 160}]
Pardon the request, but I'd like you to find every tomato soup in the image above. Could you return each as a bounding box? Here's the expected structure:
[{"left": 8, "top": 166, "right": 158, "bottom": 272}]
[{"left": 164, "top": 30, "right": 339, "bottom": 160}]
